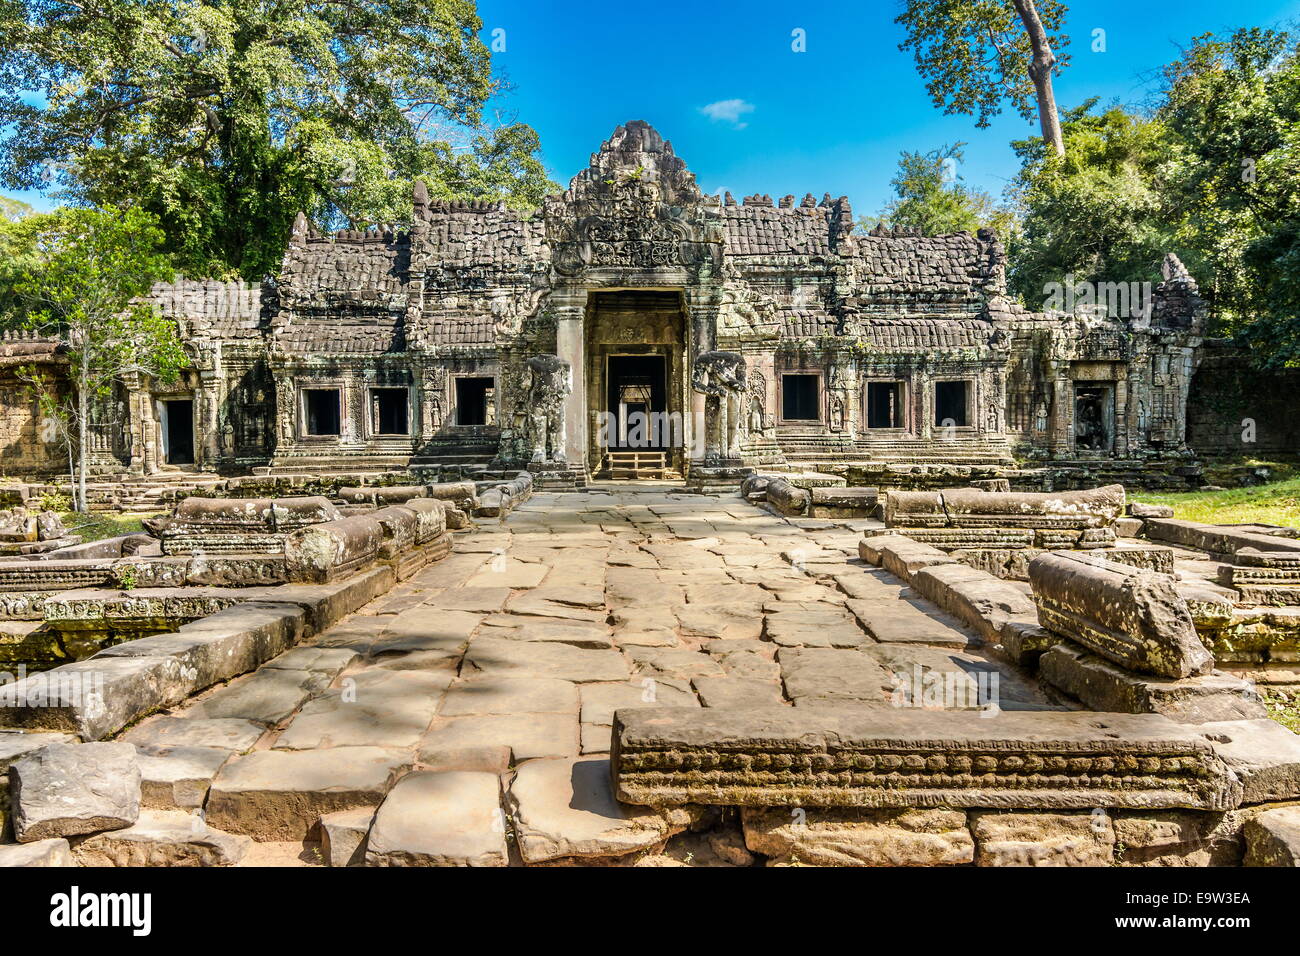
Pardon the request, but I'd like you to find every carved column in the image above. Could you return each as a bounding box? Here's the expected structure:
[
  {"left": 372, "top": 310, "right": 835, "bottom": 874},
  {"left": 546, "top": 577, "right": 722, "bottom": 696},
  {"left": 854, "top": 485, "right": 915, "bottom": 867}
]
[{"left": 552, "top": 290, "right": 587, "bottom": 469}]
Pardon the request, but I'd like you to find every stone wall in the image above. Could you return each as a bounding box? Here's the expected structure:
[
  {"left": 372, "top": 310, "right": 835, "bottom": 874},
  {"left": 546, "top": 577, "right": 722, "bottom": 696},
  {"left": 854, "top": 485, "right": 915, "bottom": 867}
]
[{"left": 1187, "top": 341, "right": 1300, "bottom": 458}]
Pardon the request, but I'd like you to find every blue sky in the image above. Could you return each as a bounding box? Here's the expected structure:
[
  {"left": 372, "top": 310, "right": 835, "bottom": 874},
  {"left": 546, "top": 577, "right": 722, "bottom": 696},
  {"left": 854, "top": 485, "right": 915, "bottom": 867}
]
[
  {"left": 476, "top": 0, "right": 1300, "bottom": 214},
  {"left": 9, "top": 0, "right": 1300, "bottom": 214}
]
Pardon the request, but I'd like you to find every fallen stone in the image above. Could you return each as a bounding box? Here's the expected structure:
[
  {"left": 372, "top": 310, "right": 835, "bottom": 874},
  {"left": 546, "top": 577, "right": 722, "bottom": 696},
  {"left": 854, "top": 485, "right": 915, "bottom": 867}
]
[
  {"left": 1198, "top": 719, "right": 1300, "bottom": 803},
  {"left": 0, "top": 837, "right": 74, "bottom": 866},
  {"left": 365, "top": 771, "right": 507, "bottom": 867},
  {"left": 1029, "top": 552, "right": 1212, "bottom": 678},
  {"left": 205, "top": 746, "right": 409, "bottom": 840},
  {"left": 742, "top": 807, "right": 973, "bottom": 866},
  {"left": 971, "top": 810, "right": 1116, "bottom": 866},
  {"left": 1039, "top": 643, "right": 1266, "bottom": 723},
  {"left": 612, "top": 707, "right": 1241, "bottom": 810},
  {"left": 73, "top": 809, "right": 250, "bottom": 866},
  {"left": 11, "top": 742, "right": 141, "bottom": 842},
  {"left": 910, "top": 563, "right": 1037, "bottom": 645},
  {"left": 320, "top": 806, "right": 374, "bottom": 866},
  {"left": 136, "top": 746, "right": 231, "bottom": 810},
  {"left": 1243, "top": 807, "right": 1300, "bottom": 866},
  {"left": 0, "top": 731, "right": 78, "bottom": 773},
  {"left": 508, "top": 757, "right": 700, "bottom": 864}
]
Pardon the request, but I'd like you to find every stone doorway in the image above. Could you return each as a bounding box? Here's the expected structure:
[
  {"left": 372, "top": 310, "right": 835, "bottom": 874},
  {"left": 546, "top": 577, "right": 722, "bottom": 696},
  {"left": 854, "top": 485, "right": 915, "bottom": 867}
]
[
  {"left": 1074, "top": 382, "right": 1115, "bottom": 452},
  {"left": 159, "top": 398, "right": 195, "bottom": 466},
  {"left": 584, "top": 290, "right": 687, "bottom": 478}
]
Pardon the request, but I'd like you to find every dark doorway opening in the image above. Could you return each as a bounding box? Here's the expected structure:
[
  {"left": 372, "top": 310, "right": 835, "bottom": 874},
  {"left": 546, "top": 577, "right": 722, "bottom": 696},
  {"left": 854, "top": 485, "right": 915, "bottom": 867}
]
[
  {"left": 1074, "top": 383, "right": 1115, "bottom": 451},
  {"left": 371, "top": 388, "right": 409, "bottom": 435},
  {"left": 161, "top": 399, "right": 194, "bottom": 465},
  {"left": 456, "top": 377, "right": 495, "bottom": 426},
  {"left": 866, "top": 381, "right": 904, "bottom": 429},
  {"left": 606, "top": 355, "right": 668, "bottom": 449},
  {"left": 782, "top": 374, "right": 821, "bottom": 421},
  {"left": 304, "top": 388, "right": 341, "bottom": 436},
  {"left": 934, "top": 380, "right": 969, "bottom": 428}
]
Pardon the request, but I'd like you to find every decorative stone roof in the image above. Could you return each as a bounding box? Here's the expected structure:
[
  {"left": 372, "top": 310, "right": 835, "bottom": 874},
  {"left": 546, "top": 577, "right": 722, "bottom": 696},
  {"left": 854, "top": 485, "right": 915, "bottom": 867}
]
[{"left": 145, "top": 279, "right": 266, "bottom": 341}]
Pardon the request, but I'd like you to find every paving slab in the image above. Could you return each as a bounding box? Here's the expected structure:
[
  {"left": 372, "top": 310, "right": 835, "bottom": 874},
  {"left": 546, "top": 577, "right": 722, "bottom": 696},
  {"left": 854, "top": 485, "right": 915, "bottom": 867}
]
[
  {"left": 365, "top": 771, "right": 507, "bottom": 867},
  {"left": 206, "top": 746, "right": 410, "bottom": 840}
]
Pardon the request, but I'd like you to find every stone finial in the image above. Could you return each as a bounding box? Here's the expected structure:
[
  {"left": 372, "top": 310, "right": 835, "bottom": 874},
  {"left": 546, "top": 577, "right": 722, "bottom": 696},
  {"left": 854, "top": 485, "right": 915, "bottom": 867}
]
[
  {"left": 290, "top": 212, "right": 308, "bottom": 241},
  {"left": 779, "top": 195, "right": 794, "bottom": 208},
  {"left": 1161, "top": 252, "right": 1190, "bottom": 282},
  {"left": 724, "top": 191, "right": 736, "bottom": 206},
  {"left": 801, "top": 193, "right": 817, "bottom": 207},
  {"left": 412, "top": 180, "right": 429, "bottom": 214}
]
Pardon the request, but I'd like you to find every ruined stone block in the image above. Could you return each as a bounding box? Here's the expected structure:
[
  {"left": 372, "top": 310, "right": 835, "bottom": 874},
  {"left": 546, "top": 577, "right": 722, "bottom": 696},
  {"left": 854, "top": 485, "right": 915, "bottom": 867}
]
[
  {"left": 612, "top": 707, "right": 1241, "bottom": 811},
  {"left": 1029, "top": 551, "right": 1212, "bottom": 678}
]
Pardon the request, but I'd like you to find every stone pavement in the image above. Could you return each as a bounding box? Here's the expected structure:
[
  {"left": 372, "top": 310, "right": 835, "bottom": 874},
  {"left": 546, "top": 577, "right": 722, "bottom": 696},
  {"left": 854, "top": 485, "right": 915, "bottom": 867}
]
[{"left": 120, "top": 488, "right": 1060, "bottom": 866}]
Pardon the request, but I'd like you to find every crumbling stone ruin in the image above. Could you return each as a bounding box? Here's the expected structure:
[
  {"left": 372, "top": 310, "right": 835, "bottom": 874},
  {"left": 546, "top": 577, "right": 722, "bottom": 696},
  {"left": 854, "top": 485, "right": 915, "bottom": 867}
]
[
  {"left": 0, "top": 475, "right": 1296, "bottom": 868},
  {"left": 1, "top": 121, "right": 1287, "bottom": 494}
]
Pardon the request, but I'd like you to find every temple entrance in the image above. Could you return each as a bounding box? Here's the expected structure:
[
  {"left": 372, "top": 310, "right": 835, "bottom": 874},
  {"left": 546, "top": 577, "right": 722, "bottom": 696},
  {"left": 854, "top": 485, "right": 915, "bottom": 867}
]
[
  {"left": 585, "top": 290, "right": 687, "bottom": 480},
  {"left": 606, "top": 355, "right": 668, "bottom": 450},
  {"left": 1074, "top": 383, "right": 1115, "bottom": 452},
  {"left": 159, "top": 398, "right": 195, "bottom": 466}
]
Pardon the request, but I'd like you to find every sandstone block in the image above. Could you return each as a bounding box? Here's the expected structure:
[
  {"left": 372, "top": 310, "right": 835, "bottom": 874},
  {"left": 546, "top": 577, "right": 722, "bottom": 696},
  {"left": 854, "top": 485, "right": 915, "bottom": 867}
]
[
  {"left": 11, "top": 742, "right": 140, "bottom": 842},
  {"left": 365, "top": 771, "right": 507, "bottom": 867}
]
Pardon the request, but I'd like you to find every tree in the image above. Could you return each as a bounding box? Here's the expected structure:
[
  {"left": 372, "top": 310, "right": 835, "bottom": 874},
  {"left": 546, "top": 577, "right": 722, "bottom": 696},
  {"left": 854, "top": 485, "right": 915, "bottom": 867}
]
[
  {"left": 0, "top": 194, "right": 33, "bottom": 222},
  {"left": 897, "top": 0, "right": 1070, "bottom": 157},
  {"left": 7, "top": 207, "right": 188, "bottom": 510},
  {"left": 1006, "top": 100, "right": 1173, "bottom": 304},
  {"left": 866, "top": 143, "right": 1014, "bottom": 236},
  {"left": 0, "top": 1, "right": 556, "bottom": 279},
  {"left": 1157, "top": 29, "right": 1300, "bottom": 361}
]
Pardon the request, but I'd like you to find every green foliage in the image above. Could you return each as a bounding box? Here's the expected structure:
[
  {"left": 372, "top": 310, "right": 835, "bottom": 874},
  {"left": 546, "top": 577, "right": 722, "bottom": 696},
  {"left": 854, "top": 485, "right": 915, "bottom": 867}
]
[
  {"left": 1004, "top": 29, "right": 1300, "bottom": 364},
  {"left": 0, "top": 0, "right": 556, "bottom": 279},
  {"left": 0, "top": 194, "right": 33, "bottom": 222},
  {"left": 867, "top": 142, "right": 1014, "bottom": 236},
  {"left": 1157, "top": 29, "right": 1300, "bottom": 366},
  {"left": 1131, "top": 476, "right": 1300, "bottom": 529},
  {"left": 37, "top": 490, "right": 71, "bottom": 512},
  {"left": 1006, "top": 100, "right": 1173, "bottom": 304},
  {"left": 895, "top": 0, "right": 1070, "bottom": 129},
  {"left": 4, "top": 206, "right": 187, "bottom": 509}
]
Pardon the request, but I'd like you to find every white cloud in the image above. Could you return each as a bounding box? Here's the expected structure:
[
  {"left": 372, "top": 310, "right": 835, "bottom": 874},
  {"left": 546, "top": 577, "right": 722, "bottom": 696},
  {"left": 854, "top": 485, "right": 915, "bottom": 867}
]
[{"left": 699, "top": 98, "right": 755, "bottom": 129}]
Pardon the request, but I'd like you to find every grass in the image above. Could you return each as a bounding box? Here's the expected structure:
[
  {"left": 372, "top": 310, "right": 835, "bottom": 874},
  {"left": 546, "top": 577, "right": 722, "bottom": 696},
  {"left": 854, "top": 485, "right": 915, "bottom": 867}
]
[
  {"left": 1263, "top": 691, "right": 1300, "bottom": 734},
  {"left": 1131, "top": 478, "right": 1300, "bottom": 529},
  {"left": 58, "top": 511, "right": 163, "bottom": 544}
]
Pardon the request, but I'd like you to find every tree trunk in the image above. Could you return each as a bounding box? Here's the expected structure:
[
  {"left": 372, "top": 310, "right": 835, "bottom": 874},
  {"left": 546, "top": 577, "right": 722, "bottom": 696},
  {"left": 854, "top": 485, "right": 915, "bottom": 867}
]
[
  {"left": 1013, "top": 0, "right": 1066, "bottom": 158},
  {"left": 76, "top": 355, "right": 88, "bottom": 513}
]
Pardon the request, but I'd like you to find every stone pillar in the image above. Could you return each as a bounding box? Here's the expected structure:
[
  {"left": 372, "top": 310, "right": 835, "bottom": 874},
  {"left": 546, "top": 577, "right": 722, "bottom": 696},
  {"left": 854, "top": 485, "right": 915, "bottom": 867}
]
[{"left": 553, "top": 293, "right": 587, "bottom": 469}]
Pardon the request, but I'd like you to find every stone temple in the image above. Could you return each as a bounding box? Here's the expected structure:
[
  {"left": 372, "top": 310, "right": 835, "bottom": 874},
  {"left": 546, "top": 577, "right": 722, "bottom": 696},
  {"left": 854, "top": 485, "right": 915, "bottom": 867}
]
[
  {"left": 6, "top": 119, "right": 1294, "bottom": 492},
  {"left": 2, "top": 122, "right": 1300, "bottom": 871}
]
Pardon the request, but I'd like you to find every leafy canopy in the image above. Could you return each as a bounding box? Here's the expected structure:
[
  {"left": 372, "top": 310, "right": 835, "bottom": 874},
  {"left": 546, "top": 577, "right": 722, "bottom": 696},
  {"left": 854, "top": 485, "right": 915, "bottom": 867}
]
[
  {"left": 7, "top": 206, "right": 188, "bottom": 396},
  {"left": 0, "top": 0, "right": 556, "bottom": 279},
  {"left": 896, "top": 0, "right": 1070, "bottom": 129},
  {"left": 868, "top": 142, "right": 1014, "bottom": 237}
]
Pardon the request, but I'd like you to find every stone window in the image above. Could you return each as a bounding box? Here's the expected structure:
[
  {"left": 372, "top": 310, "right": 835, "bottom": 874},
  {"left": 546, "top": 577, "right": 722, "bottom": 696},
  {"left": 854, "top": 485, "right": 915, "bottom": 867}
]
[
  {"left": 370, "top": 388, "right": 409, "bottom": 436},
  {"left": 303, "top": 388, "right": 341, "bottom": 436},
  {"left": 455, "top": 377, "right": 496, "bottom": 426},
  {"left": 781, "top": 374, "right": 821, "bottom": 422},
  {"left": 866, "top": 381, "right": 905, "bottom": 429},
  {"left": 934, "top": 380, "right": 970, "bottom": 428}
]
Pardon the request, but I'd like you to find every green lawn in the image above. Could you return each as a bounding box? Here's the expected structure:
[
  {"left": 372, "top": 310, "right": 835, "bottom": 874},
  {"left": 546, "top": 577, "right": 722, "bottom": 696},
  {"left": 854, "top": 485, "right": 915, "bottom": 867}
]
[{"left": 1131, "top": 478, "right": 1300, "bottom": 529}]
